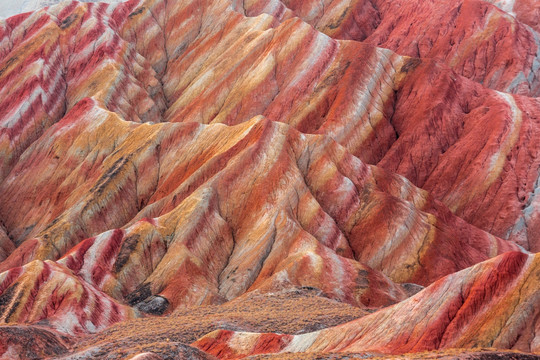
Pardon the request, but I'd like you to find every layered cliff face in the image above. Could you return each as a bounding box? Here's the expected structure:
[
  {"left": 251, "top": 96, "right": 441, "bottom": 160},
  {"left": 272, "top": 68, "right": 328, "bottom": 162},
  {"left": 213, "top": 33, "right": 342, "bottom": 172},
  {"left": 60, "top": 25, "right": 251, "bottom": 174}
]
[{"left": 0, "top": 0, "right": 539, "bottom": 359}]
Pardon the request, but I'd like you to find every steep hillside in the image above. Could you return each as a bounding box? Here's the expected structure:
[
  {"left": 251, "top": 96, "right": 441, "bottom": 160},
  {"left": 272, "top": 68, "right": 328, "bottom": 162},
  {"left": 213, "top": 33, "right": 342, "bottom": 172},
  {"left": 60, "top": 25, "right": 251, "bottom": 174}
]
[
  {"left": 194, "top": 251, "right": 540, "bottom": 357},
  {"left": 0, "top": 0, "right": 538, "bottom": 359}
]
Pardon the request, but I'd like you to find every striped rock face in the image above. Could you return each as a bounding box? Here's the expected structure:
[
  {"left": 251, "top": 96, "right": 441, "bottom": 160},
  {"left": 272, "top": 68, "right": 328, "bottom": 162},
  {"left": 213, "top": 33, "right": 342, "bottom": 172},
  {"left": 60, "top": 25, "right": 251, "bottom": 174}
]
[
  {"left": 0, "top": 0, "right": 538, "bottom": 359},
  {"left": 240, "top": 0, "right": 540, "bottom": 96},
  {"left": 194, "top": 251, "right": 540, "bottom": 357},
  {"left": 0, "top": 1, "right": 120, "bottom": 20}
]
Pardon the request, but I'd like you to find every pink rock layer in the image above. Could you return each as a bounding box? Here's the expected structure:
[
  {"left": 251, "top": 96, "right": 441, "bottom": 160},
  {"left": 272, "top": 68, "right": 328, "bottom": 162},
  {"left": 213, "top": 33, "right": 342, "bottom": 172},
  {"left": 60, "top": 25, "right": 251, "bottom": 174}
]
[
  {"left": 0, "top": 0, "right": 537, "bottom": 358},
  {"left": 194, "top": 251, "right": 540, "bottom": 358}
]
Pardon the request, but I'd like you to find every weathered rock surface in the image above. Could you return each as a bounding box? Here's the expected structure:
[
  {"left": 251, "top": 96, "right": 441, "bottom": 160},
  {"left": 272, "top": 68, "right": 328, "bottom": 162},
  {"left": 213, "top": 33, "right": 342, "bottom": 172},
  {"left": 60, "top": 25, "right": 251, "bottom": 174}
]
[
  {"left": 0, "top": 259, "right": 138, "bottom": 335},
  {"left": 489, "top": 0, "right": 540, "bottom": 33},
  {"left": 194, "top": 251, "right": 540, "bottom": 357},
  {"left": 239, "top": 0, "right": 540, "bottom": 96},
  {"left": 64, "top": 288, "right": 366, "bottom": 359},
  {"left": 116, "top": 0, "right": 540, "bottom": 250},
  {"left": 0, "top": 0, "right": 119, "bottom": 19},
  {"left": 1, "top": 104, "right": 522, "bottom": 314},
  {"left": 0, "top": 325, "right": 73, "bottom": 359},
  {"left": 0, "top": 0, "right": 538, "bottom": 359}
]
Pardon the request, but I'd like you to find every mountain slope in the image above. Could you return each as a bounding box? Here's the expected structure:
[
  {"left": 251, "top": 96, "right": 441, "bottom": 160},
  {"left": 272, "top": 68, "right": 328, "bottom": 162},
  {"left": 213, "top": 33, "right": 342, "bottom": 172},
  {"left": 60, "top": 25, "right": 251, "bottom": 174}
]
[
  {"left": 194, "top": 251, "right": 540, "bottom": 357},
  {"left": 0, "top": 0, "right": 538, "bottom": 359}
]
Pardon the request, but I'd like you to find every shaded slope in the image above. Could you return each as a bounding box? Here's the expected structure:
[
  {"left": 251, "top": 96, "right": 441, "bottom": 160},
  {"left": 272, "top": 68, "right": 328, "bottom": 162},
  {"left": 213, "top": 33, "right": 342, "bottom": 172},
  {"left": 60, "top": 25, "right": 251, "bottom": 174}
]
[{"left": 0, "top": 325, "right": 73, "bottom": 359}]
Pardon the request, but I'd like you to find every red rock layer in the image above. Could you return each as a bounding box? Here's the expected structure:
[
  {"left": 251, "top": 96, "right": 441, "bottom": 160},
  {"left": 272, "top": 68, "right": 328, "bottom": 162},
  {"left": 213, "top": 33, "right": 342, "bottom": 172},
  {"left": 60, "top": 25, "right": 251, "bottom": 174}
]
[
  {"left": 116, "top": 0, "right": 540, "bottom": 250},
  {"left": 0, "top": 0, "right": 165, "bottom": 181},
  {"left": 0, "top": 0, "right": 537, "bottom": 358},
  {"left": 241, "top": 0, "right": 540, "bottom": 96},
  {"left": 488, "top": 0, "right": 540, "bottom": 33},
  {"left": 0, "top": 259, "right": 137, "bottom": 335},
  {"left": 1, "top": 101, "right": 515, "bottom": 317},
  {"left": 194, "top": 251, "right": 540, "bottom": 358},
  {"left": 0, "top": 225, "right": 14, "bottom": 262},
  {"left": 1, "top": 0, "right": 538, "bottom": 259}
]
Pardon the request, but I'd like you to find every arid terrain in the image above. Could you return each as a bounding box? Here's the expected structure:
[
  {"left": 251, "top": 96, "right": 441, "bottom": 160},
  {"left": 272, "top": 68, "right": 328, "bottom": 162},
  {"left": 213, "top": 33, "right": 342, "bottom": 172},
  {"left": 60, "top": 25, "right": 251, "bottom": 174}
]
[{"left": 0, "top": 0, "right": 539, "bottom": 359}]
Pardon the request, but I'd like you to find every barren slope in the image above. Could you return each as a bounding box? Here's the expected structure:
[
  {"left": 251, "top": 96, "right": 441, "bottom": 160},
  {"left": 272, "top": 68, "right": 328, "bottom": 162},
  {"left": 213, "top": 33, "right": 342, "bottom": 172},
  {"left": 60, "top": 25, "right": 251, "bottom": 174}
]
[
  {"left": 0, "top": 0, "right": 538, "bottom": 359},
  {"left": 195, "top": 251, "right": 540, "bottom": 357}
]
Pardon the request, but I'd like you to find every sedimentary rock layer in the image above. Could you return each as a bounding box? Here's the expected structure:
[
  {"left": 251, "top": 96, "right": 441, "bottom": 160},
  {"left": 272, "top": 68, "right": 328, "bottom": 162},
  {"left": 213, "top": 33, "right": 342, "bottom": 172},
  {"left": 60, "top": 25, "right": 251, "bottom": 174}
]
[
  {"left": 241, "top": 0, "right": 540, "bottom": 96},
  {"left": 2, "top": 101, "right": 514, "bottom": 319},
  {"left": 2, "top": 0, "right": 540, "bottom": 256},
  {"left": 0, "top": 0, "right": 538, "bottom": 358},
  {"left": 118, "top": 0, "right": 540, "bottom": 250},
  {"left": 489, "top": 0, "right": 540, "bottom": 33},
  {"left": 194, "top": 251, "right": 540, "bottom": 358},
  {"left": 0, "top": 259, "right": 137, "bottom": 334},
  {"left": 0, "top": 0, "right": 165, "bottom": 183}
]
